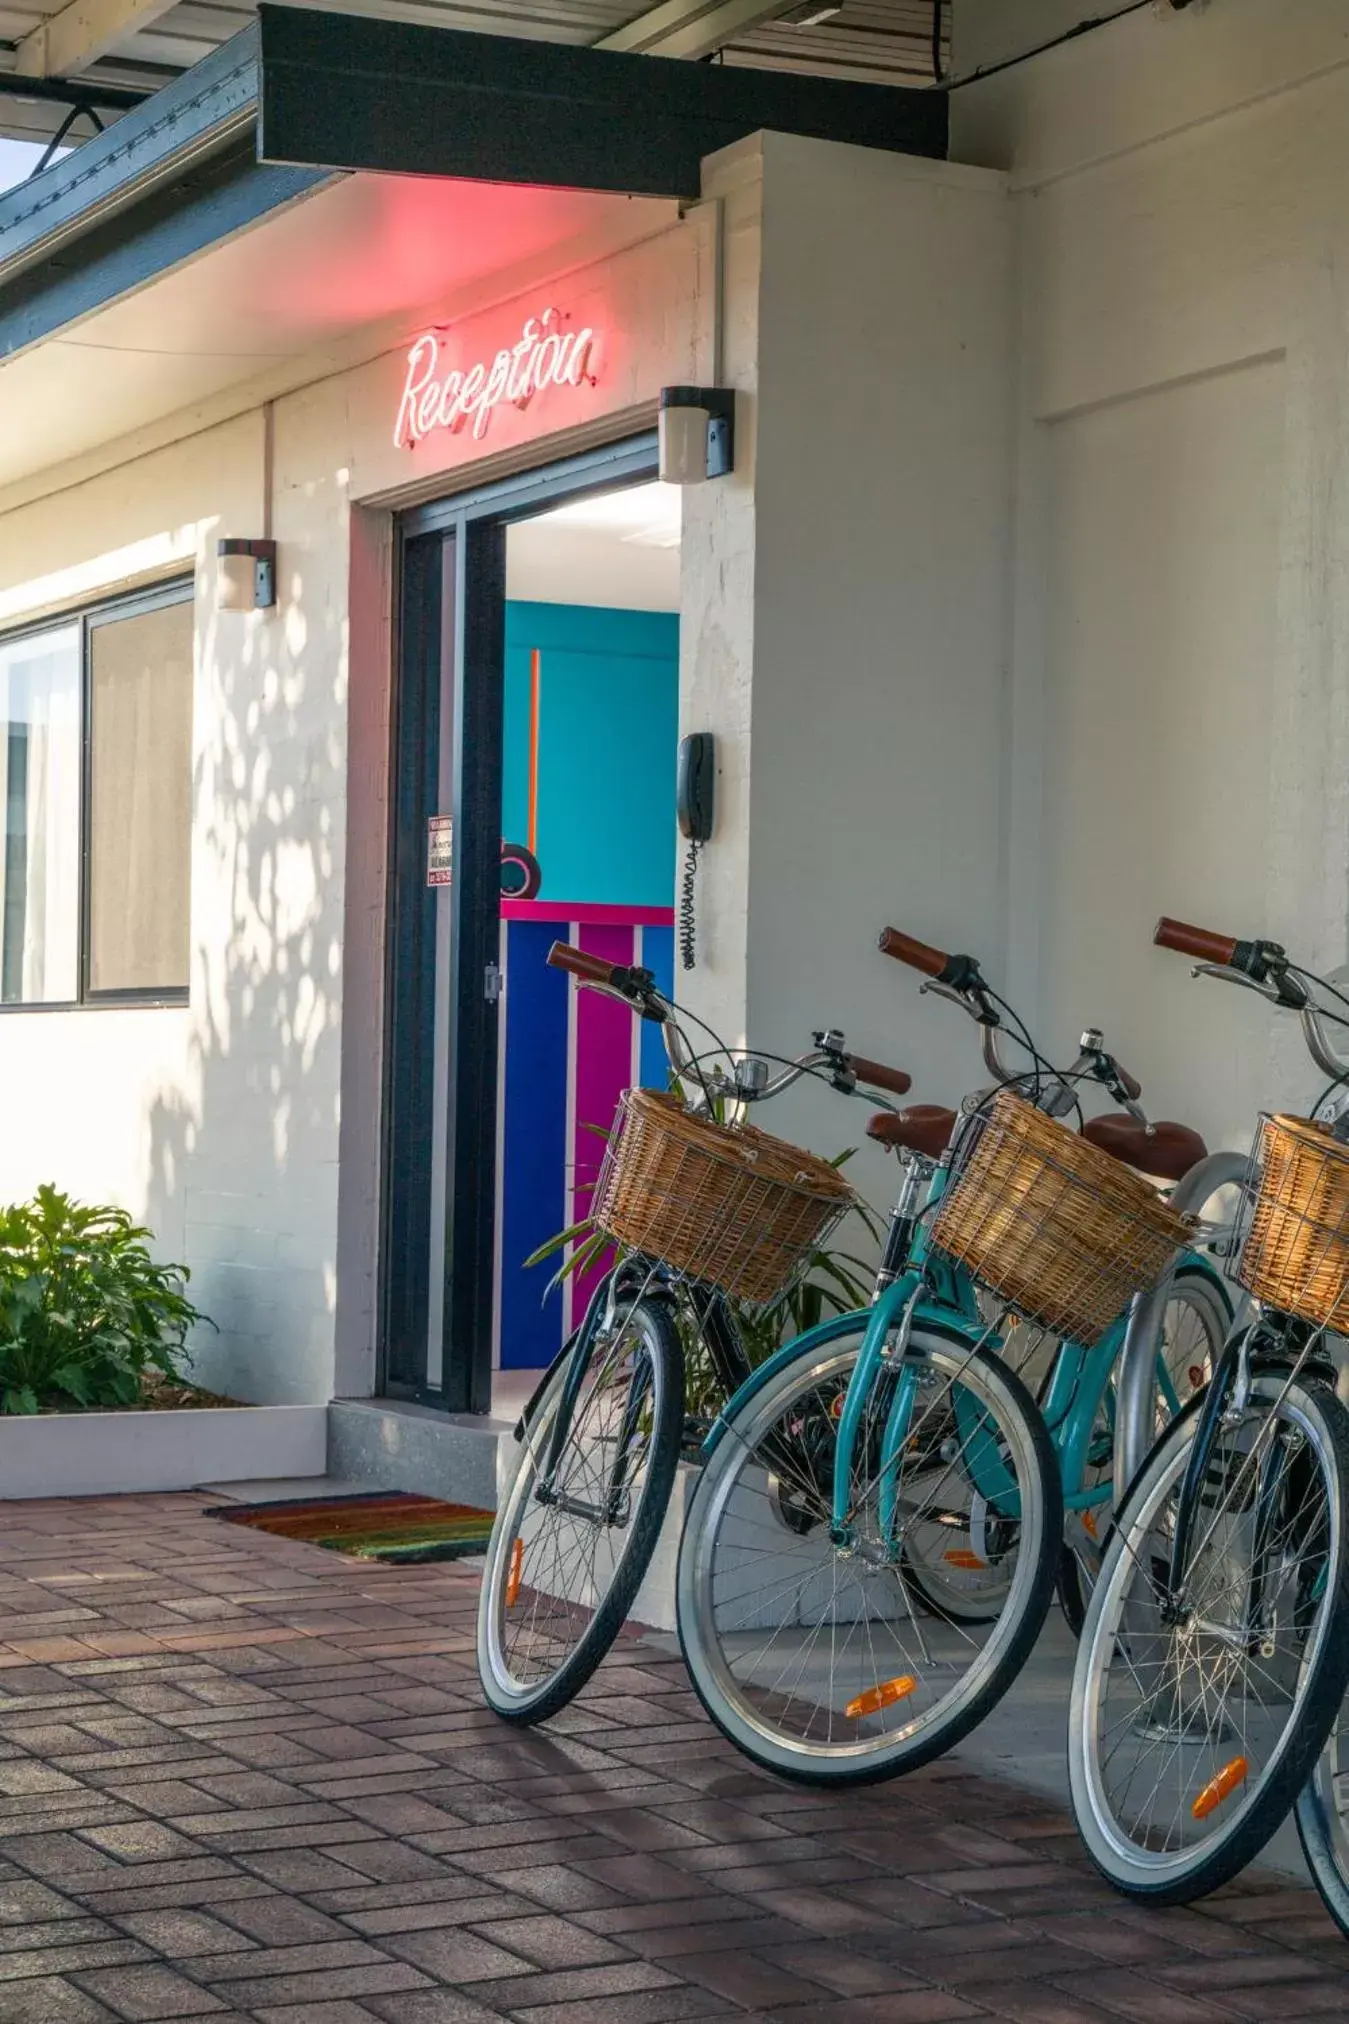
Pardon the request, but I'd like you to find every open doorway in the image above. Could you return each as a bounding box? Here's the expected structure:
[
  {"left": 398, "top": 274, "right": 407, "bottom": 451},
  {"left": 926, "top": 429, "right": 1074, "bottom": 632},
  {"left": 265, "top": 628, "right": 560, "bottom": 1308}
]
[
  {"left": 496, "top": 480, "right": 682, "bottom": 1379},
  {"left": 381, "top": 440, "right": 680, "bottom": 1414}
]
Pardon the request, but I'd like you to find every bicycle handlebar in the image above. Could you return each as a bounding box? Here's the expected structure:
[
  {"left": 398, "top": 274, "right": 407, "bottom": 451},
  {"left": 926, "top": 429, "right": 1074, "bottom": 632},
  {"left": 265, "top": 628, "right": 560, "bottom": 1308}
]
[
  {"left": 1113, "top": 1060, "right": 1143, "bottom": 1102},
  {"left": 1154, "top": 917, "right": 1240, "bottom": 966},
  {"left": 548, "top": 940, "right": 913, "bottom": 1106},
  {"left": 548, "top": 941, "right": 621, "bottom": 985},
  {"left": 1155, "top": 912, "right": 1349, "bottom": 1083},
  {"left": 843, "top": 1053, "right": 912, "bottom": 1097},
  {"left": 878, "top": 926, "right": 950, "bottom": 979}
]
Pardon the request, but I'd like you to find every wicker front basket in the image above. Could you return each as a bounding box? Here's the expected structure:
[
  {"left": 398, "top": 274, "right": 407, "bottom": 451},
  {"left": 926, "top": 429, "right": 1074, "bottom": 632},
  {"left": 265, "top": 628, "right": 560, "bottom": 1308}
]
[
  {"left": 929, "top": 1091, "right": 1190, "bottom": 1346},
  {"left": 592, "top": 1087, "right": 855, "bottom": 1306},
  {"left": 1238, "top": 1113, "right": 1349, "bottom": 1329}
]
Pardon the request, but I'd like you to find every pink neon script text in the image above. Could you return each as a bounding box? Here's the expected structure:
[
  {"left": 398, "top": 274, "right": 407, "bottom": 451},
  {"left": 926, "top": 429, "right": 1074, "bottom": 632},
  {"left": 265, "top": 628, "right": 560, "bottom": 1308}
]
[{"left": 393, "top": 310, "right": 597, "bottom": 449}]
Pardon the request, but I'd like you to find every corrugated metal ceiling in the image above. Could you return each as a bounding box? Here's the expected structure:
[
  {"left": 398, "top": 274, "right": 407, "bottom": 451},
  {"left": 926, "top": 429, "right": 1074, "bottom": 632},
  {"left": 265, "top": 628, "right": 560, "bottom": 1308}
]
[
  {"left": 723, "top": 2, "right": 940, "bottom": 87},
  {"left": 1, "top": 0, "right": 944, "bottom": 146}
]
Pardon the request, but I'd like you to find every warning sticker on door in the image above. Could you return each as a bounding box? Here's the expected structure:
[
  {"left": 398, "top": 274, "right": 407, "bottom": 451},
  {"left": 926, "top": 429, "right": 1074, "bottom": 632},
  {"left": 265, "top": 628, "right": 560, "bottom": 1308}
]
[{"left": 427, "top": 815, "right": 453, "bottom": 887}]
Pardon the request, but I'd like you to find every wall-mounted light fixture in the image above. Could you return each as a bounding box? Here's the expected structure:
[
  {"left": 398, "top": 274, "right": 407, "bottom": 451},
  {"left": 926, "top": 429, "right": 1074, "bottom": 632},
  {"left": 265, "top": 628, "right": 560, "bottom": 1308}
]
[
  {"left": 659, "top": 387, "right": 735, "bottom": 485},
  {"left": 216, "top": 538, "right": 277, "bottom": 612}
]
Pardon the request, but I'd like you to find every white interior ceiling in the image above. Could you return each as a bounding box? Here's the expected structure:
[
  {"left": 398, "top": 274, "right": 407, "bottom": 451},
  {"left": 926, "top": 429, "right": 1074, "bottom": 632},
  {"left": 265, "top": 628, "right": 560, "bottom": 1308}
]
[
  {"left": 0, "top": 170, "right": 674, "bottom": 494},
  {"left": 507, "top": 480, "right": 682, "bottom": 612}
]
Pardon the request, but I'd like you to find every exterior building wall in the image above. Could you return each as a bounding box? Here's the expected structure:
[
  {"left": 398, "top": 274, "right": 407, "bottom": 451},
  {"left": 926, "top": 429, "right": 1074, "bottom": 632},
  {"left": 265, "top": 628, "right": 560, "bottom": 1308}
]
[
  {"left": 952, "top": 0, "right": 1349, "bottom": 1151},
  {"left": 681, "top": 134, "right": 1013, "bottom": 1210},
  {"left": 22, "top": 34, "right": 1334, "bottom": 1401},
  {"left": 0, "top": 213, "right": 710, "bottom": 1405}
]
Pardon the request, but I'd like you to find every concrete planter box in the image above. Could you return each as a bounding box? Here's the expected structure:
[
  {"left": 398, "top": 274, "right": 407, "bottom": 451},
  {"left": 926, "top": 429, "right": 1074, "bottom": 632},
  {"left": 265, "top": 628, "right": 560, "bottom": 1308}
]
[{"left": 0, "top": 1405, "right": 327, "bottom": 1499}]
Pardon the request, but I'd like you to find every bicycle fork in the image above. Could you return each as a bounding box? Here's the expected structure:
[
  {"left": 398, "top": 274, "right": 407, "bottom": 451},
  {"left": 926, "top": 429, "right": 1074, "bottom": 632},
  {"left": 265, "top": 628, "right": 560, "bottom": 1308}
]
[{"left": 535, "top": 1267, "right": 651, "bottom": 1527}]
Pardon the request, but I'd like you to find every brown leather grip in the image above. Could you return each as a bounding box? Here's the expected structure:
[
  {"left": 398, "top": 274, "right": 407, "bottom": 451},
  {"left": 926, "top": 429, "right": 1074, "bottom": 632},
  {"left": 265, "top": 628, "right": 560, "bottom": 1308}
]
[
  {"left": 548, "top": 940, "right": 618, "bottom": 985},
  {"left": 1114, "top": 1062, "right": 1143, "bottom": 1102},
  {"left": 844, "top": 1053, "right": 913, "bottom": 1098},
  {"left": 1154, "top": 917, "right": 1239, "bottom": 966},
  {"left": 878, "top": 927, "right": 949, "bottom": 979}
]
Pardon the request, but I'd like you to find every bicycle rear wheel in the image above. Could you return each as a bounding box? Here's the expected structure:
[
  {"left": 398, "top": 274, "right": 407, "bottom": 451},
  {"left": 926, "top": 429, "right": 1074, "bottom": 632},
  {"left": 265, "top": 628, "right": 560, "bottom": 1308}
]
[
  {"left": 676, "top": 1317, "right": 1061, "bottom": 1785},
  {"left": 1069, "top": 1368, "right": 1349, "bottom": 1902},
  {"left": 477, "top": 1291, "right": 683, "bottom": 1723}
]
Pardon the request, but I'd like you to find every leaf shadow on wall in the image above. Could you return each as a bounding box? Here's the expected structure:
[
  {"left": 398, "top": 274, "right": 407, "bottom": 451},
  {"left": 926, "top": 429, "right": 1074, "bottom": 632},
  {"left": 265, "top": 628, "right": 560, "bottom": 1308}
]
[{"left": 143, "top": 554, "right": 345, "bottom": 1406}]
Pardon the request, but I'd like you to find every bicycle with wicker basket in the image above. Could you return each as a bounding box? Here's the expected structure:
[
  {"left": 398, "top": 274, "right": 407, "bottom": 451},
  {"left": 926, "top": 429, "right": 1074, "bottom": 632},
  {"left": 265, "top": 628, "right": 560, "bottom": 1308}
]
[
  {"left": 1068, "top": 916, "right": 1349, "bottom": 1907},
  {"left": 674, "top": 926, "right": 1234, "bottom": 1787},
  {"left": 476, "top": 937, "right": 914, "bottom": 1724}
]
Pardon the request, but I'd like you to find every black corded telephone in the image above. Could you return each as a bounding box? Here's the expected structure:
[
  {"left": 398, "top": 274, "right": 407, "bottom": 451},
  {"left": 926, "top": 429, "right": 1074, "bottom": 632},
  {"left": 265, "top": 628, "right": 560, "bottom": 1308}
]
[{"left": 676, "top": 733, "right": 715, "bottom": 970}]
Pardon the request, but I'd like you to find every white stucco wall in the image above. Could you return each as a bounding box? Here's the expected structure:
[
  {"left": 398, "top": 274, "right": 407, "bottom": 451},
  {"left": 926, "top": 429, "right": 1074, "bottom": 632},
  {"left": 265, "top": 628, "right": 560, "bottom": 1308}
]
[
  {"left": 0, "top": 411, "right": 350, "bottom": 1404},
  {"left": 952, "top": 0, "right": 1349, "bottom": 1151},
  {"left": 681, "top": 134, "right": 1014, "bottom": 1214}
]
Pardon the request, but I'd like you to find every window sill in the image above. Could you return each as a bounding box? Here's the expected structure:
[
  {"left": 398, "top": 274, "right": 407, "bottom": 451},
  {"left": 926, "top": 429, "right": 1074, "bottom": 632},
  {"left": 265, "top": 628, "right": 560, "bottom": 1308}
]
[{"left": 0, "top": 992, "right": 190, "bottom": 1015}]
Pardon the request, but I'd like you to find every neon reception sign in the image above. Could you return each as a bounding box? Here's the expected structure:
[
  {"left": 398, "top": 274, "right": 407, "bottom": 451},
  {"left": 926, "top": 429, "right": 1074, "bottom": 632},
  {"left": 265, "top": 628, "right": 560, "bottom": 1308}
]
[{"left": 393, "top": 309, "right": 597, "bottom": 450}]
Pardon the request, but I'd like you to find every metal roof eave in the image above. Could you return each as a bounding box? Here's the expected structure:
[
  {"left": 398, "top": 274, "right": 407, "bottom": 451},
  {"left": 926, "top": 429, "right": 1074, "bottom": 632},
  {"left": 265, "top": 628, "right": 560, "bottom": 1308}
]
[
  {"left": 0, "top": 26, "right": 334, "bottom": 361},
  {"left": 0, "top": 28, "right": 263, "bottom": 287}
]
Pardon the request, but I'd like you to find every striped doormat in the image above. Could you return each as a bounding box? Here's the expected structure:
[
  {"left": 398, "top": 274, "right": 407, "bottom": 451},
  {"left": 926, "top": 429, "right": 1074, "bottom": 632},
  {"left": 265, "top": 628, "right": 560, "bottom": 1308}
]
[{"left": 210, "top": 1491, "right": 494, "bottom": 1564}]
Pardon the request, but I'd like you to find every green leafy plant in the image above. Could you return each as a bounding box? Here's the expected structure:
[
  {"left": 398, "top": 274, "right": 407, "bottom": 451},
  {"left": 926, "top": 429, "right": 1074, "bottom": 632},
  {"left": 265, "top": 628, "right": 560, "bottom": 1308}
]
[{"left": 0, "top": 1186, "right": 209, "bottom": 1414}]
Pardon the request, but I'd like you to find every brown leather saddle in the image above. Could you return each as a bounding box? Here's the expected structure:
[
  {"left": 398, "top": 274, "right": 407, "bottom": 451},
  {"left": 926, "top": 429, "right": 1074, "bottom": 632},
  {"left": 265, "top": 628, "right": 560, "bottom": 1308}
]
[
  {"left": 1079, "top": 1113, "right": 1207, "bottom": 1183},
  {"left": 867, "top": 1106, "right": 1206, "bottom": 1182},
  {"left": 866, "top": 1106, "right": 958, "bottom": 1160}
]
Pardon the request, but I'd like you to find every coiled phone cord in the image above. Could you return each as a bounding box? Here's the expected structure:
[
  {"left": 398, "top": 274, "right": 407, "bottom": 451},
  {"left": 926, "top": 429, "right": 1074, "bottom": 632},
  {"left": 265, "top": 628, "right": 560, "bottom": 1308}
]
[{"left": 679, "top": 840, "right": 700, "bottom": 971}]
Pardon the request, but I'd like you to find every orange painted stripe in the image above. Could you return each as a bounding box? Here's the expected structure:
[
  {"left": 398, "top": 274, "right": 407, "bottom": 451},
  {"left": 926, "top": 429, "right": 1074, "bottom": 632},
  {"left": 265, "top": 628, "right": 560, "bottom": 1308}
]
[{"left": 528, "top": 648, "right": 542, "bottom": 857}]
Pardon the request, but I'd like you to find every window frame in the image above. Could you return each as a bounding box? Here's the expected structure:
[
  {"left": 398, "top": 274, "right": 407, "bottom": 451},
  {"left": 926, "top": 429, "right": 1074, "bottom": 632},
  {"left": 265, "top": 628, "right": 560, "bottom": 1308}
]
[{"left": 0, "top": 576, "right": 195, "bottom": 1014}]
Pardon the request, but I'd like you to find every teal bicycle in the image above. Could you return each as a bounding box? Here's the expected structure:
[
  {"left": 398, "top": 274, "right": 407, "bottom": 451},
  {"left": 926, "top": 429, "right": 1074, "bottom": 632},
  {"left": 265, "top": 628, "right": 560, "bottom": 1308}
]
[{"left": 675, "top": 927, "right": 1234, "bottom": 1786}]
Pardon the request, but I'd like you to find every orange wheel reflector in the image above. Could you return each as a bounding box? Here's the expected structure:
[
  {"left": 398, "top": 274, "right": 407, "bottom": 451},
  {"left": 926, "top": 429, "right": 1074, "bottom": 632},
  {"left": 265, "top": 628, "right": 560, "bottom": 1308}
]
[
  {"left": 1191, "top": 1755, "right": 1249, "bottom": 1821},
  {"left": 506, "top": 1538, "right": 524, "bottom": 1608},
  {"left": 845, "top": 1675, "right": 918, "bottom": 1720},
  {"left": 943, "top": 1548, "right": 987, "bottom": 1570},
  {"left": 1082, "top": 1510, "right": 1098, "bottom": 1541},
  {"left": 829, "top": 1393, "right": 845, "bottom": 1419},
  {"left": 1188, "top": 1365, "right": 1206, "bottom": 1390}
]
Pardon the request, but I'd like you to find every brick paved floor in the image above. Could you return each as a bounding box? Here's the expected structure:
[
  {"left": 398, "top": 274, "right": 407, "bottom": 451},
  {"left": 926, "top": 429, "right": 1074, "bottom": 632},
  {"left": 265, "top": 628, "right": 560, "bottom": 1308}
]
[{"left": 0, "top": 1495, "right": 1344, "bottom": 2024}]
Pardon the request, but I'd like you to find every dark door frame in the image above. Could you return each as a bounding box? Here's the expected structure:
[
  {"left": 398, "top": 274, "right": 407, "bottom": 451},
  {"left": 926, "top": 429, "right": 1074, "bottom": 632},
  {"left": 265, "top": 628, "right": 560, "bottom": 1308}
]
[{"left": 381, "top": 428, "right": 661, "bottom": 1414}]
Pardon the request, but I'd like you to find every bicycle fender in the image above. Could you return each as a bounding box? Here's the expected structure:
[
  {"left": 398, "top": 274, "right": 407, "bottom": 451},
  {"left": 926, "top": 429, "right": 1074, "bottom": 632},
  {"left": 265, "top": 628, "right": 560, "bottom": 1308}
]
[{"left": 514, "top": 1332, "right": 577, "bottom": 1442}]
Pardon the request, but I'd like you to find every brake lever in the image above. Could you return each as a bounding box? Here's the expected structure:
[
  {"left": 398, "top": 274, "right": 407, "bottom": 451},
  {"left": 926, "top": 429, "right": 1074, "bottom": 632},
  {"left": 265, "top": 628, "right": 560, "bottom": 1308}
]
[
  {"left": 1190, "top": 961, "right": 1281, "bottom": 1002},
  {"left": 919, "top": 978, "right": 1001, "bottom": 1026},
  {"left": 919, "top": 978, "right": 972, "bottom": 1013}
]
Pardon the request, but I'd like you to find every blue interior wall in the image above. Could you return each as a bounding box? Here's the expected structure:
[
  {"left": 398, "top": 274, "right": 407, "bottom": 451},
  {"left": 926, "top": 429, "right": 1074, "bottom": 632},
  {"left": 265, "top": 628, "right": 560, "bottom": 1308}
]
[{"left": 503, "top": 602, "right": 679, "bottom": 906}]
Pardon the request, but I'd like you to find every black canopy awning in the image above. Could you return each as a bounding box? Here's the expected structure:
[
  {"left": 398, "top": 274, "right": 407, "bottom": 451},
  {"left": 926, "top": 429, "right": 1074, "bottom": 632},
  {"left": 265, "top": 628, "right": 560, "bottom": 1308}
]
[{"left": 256, "top": 2, "right": 945, "bottom": 196}]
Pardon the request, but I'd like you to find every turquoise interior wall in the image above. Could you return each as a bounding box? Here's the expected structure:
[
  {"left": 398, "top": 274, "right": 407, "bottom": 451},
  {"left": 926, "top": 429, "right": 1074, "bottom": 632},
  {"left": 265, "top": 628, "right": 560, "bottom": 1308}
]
[{"left": 503, "top": 602, "right": 679, "bottom": 907}]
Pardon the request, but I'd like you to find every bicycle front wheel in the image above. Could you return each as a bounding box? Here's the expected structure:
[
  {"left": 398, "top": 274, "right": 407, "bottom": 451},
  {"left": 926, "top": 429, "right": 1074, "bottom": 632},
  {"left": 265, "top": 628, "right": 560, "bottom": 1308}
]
[
  {"left": 477, "top": 1293, "right": 683, "bottom": 1723},
  {"left": 1296, "top": 1706, "right": 1349, "bottom": 1940},
  {"left": 1069, "top": 1370, "right": 1349, "bottom": 1902},
  {"left": 676, "top": 1318, "right": 1061, "bottom": 1786}
]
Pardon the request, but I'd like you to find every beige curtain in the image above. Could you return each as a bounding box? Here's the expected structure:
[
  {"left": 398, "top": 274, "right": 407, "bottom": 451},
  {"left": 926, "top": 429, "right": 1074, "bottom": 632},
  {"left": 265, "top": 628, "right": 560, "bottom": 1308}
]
[{"left": 88, "top": 600, "right": 193, "bottom": 995}]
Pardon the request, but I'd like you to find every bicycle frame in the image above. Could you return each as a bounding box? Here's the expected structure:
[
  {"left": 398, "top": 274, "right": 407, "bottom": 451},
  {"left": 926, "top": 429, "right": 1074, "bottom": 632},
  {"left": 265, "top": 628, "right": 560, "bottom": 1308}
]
[{"left": 701, "top": 1143, "right": 1232, "bottom": 1547}]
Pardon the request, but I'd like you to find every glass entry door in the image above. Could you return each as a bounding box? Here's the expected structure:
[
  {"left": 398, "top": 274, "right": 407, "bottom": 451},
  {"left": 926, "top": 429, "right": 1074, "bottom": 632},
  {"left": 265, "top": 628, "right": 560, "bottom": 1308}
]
[
  {"left": 381, "top": 436, "right": 659, "bottom": 1413},
  {"left": 382, "top": 518, "right": 506, "bottom": 1414}
]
